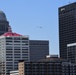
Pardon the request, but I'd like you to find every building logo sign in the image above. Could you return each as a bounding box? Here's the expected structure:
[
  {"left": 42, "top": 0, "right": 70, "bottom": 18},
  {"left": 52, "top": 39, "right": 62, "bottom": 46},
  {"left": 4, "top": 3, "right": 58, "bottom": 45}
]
[{"left": 61, "top": 8, "right": 65, "bottom": 11}]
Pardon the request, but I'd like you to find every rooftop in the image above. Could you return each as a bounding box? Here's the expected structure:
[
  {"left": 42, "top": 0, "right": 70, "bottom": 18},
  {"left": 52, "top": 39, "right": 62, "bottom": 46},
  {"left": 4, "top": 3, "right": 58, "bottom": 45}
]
[{"left": 2, "top": 32, "right": 22, "bottom": 36}]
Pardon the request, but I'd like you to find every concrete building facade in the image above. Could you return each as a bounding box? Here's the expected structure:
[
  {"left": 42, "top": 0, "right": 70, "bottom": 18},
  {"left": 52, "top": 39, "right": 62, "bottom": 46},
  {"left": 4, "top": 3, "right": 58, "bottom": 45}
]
[
  {"left": 29, "top": 40, "right": 49, "bottom": 61},
  {"left": 10, "top": 70, "right": 19, "bottom": 75},
  {"left": 18, "top": 55, "right": 76, "bottom": 75},
  {"left": 0, "top": 31, "right": 30, "bottom": 75},
  {"left": 67, "top": 43, "right": 76, "bottom": 63}
]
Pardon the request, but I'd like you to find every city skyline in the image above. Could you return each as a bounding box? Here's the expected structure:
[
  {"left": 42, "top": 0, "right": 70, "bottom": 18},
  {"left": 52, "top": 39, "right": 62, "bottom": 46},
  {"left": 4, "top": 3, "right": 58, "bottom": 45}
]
[{"left": 0, "top": 0, "right": 76, "bottom": 55}]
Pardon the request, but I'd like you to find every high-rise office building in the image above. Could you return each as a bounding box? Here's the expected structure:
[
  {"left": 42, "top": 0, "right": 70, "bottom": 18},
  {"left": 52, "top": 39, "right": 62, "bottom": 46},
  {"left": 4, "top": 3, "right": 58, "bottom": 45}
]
[
  {"left": 29, "top": 40, "right": 49, "bottom": 61},
  {"left": 0, "top": 10, "right": 9, "bottom": 35},
  {"left": 0, "top": 30, "right": 49, "bottom": 75},
  {"left": 18, "top": 55, "right": 76, "bottom": 75},
  {"left": 67, "top": 43, "right": 76, "bottom": 63},
  {"left": 0, "top": 10, "right": 49, "bottom": 75},
  {"left": 0, "top": 31, "right": 30, "bottom": 75},
  {"left": 59, "top": 2, "right": 76, "bottom": 59}
]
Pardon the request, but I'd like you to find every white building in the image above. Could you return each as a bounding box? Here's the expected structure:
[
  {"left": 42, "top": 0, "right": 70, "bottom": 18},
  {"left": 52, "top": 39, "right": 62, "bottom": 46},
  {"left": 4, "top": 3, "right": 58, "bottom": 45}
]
[
  {"left": 10, "top": 70, "right": 18, "bottom": 75},
  {"left": 67, "top": 43, "right": 76, "bottom": 63},
  {"left": 0, "top": 31, "right": 30, "bottom": 75}
]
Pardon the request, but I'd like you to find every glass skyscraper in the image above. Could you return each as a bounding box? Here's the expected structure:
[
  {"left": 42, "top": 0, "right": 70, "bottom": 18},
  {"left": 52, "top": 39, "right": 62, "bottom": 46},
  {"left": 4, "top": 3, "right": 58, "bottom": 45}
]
[{"left": 59, "top": 2, "right": 76, "bottom": 59}]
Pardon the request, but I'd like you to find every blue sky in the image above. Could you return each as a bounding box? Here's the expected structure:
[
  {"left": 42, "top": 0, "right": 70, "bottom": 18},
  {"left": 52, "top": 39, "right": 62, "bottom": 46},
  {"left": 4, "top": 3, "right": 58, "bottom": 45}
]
[{"left": 0, "top": 0, "right": 75, "bottom": 55}]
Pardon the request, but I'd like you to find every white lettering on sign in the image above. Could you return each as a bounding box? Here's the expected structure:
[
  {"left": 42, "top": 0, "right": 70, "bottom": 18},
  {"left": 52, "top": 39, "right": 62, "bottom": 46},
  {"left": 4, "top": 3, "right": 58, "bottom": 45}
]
[{"left": 61, "top": 8, "right": 65, "bottom": 11}]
